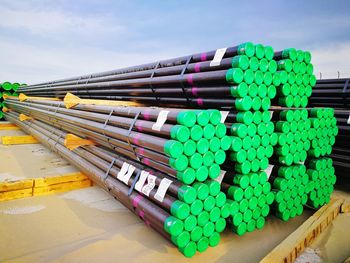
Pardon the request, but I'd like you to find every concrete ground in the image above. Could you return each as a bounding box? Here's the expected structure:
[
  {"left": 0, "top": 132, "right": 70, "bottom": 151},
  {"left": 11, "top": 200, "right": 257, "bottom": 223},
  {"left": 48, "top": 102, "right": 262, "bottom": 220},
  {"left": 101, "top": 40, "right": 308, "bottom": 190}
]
[{"left": 0, "top": 123, "right": 349, "bottom": 263}]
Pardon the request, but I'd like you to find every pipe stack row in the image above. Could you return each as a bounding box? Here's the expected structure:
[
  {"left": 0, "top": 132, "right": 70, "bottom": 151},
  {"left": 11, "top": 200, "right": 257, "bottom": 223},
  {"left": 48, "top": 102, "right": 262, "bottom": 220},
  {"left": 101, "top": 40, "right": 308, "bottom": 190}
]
[
  {"left": 305, "top": 108, "right": 337, "bottom": 208},
  {"left": 0, "top": 82, "right": 22, "bottom": 120},
  {"left": 309, "top": 78, "right": 349, "bottom": 183},
  {"left": 4, "top": 97, "right": 230, "bottom": 257}
]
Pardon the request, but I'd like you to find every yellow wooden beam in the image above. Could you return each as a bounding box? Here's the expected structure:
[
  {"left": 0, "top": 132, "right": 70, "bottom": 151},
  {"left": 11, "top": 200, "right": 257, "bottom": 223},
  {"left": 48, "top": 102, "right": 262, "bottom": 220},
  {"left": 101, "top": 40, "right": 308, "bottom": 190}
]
[
  {"left": 64, "top": 134, "right": 96, "bottom": 150},
  {"left": 64, "top": 92, "right": 141, "bottom": 109},
  {"left": 0, "top": 123, "right": 19, "bottom": 130},
  {"left": 0, "top": 188, "right": 33, "bottom": 202},
  {"left": 19, "top": 93, "right": 61, "bottom": 102},
  {"left": 0, "top": 179, "right": 34, "bottom": 192},
  {"left": 34, "top": 172, "right": 88, "bottom": 187},
  {"left": 260, "top": 198, "right": 344, "bottom": 263},
  {"left": 33, "top": 179, "right": 92, "bottom": 196},
  {"left": 1, "top": 135, "right": 39, "bottom": 145}
]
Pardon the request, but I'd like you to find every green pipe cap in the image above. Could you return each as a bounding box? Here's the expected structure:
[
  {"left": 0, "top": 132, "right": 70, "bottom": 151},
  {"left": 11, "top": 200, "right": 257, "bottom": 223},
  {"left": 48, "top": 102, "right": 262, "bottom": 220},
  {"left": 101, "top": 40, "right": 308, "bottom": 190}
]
[
  {"left": 177, "top": 168, "right": 196, "bottom": 184},
  {"left": 189, "top": 153, "right": 203, "bottom": 169},
  {"left": 179, "top": 241, "right": 197, "bottom": 258},
  {"left": 184, "top": 215, "right": 197, "bottom": 232},
  {"left": 197, "top": 237, "right": 209, "bottom": 253},
  {"left": 221, "top": 203, "right": 231, "bottom": 219},
  {"left": 197, "top": 211, "right": 209, "bottom": 227},
  {"left": 208, "top": 232, "right": 221, "bottom": 247},
  {"left": 190, "top": 226, "right": 203, "bottom": 242},
  {"left": 249, "top": 56, "right": 259, "bottom": 71},
  {"left": 232, "top": 212, "right": 243, "bottom": 226},
  {"left": 206, "top": 180, "right": 220, "bottom": 196},
  {"left": 169, "top": 155, "right": 188, "bottom": 171},
  {"left": 171, "top": 200, "right": 190, "bottom": 220},
  {"left": 209, "top": 207, "right": 221, "bottom": 223},
  {"left": 220, "top": 135, "right": 232, "bottom": 151},
  {"left": 235, "top": 222, "right": 247, "bottom": 236},
  {"left": 164, "top": 140, "right": 183, "bottom": 158},
  {"left": 254, "top": 70, "right": 264, "bottom": 85},
  {"left": 226, "top": 68, "right": 244, "bottom": 84},
  {"left": 170, "top": 125, "right": 190, "bottom": 142},
  {"left": 183, "top": 140, "right": 196, "bottom": 156},
  {"left": 248, "top": 83, "right": 258, "bottom": 97},
  {"left": 256, "top": 217, "right": 265, "bottom": 229},
  {"left": 215, "top": 123, "right": 226, "bottom": 138},
  {"left": 235, "top": 96, "right": 252, "bottom": 111},
  {"left": 231, "top": 55, "right": 250, "bottom": 70},
  {"left": 202, "top": 151, "right": 214, "bottom": 167},
  {"left": 196, "top": 166, "right": 209, "bottom": 182},
  {"left": 215, "top": 218, "right": 226, "bottom": 233},
  {"left": 197, "top": 138, "right": 209, "bottom": 154},
  {"left": 252, "top": 96, "right": 262, "bottom": 111},
  {"left": 268, "top": 60, "right": 277, "bottom": 73},
  {"left": 264, "top": 46, "right": 274, "bottom": 60},
  {"left": 259, "top": 58, "right": 269, "bottom": 72},
  {"left": 196, "top": 111, "right": 210, "bottom": 126},
  {"left": 190, "top": 199, "right": 203, "bottom": 216},
  {"left": 172, "top": 231, "right": 190, "bottom": 247},
  {"left": 178, "top": 185, "right": 197, "bottom": 204},
  {"left": 190, "top": 125, "right": 203, "bottom": 141},
  {"left": 238, "top": 42, "right": 255, "bottom": 57},
  {"left": 208, "top": 109, "right": 221, "bottom": 125},
  {"left": 203, "top": 196, "right": 216, "bottom": 211},
  {"left": 208, "top": 164, "right": 220, "bottom": 179},
  {"left": 203, "top": 124, "right": 215, "bottom": 140},
  {"left": 268, "top": 85, "right": 277, "bottom": 99},
  {"left": 164, "top": 216, "right": 184, "bottom": 236},
  {"left": 255, "top": 44, "right": 265, "bottom": 59},
  {"left": 177, "top": 111, "right": 196, "bottom": 127},
  {"left": 244, "top": 69, "right": 255, "bottom": 84}
]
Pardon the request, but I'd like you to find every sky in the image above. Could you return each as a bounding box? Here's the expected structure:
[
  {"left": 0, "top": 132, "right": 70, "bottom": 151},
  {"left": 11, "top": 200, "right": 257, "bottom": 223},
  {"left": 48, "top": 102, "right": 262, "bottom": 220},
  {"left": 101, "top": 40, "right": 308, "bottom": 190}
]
[{"left": 0, "top": 0, "right": 350, "bottom": 84}]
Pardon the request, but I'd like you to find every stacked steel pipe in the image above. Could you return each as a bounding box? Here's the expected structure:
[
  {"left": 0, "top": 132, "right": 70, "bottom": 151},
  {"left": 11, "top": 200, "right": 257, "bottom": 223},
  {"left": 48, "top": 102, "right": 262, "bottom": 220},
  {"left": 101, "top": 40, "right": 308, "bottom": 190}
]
[
  {"left": 305, "top": 108, "right": 337, "bottom": 208},
  {"left": 0, "top": 82, "right": 21, "bottom": 120},
  {"left": 4, "top": 97, "right": 231, "bottom": 257},
  {"left": 310, "top": 78, "right": 350, "bottom": 183}
]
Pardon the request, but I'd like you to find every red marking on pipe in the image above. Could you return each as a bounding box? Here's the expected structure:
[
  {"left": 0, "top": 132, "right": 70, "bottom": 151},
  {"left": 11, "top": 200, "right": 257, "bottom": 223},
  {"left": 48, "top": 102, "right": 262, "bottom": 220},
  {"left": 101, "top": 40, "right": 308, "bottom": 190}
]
[
  {"left": 201, "top": 53, "right": 207, "bottom": 61},
  {"left": 133, "top": 133, "right": 141, "bottom": 145},
  {"left": 187, "top": 74, "right": 194, "bottom": 85},
  {"left": 197, "top": 98, "right": 204, "bottom": 106},
  {"left": 191, "top": 86, "right": 198, "bottom": 96},
  {"left": 143, "top": 158, "right": 150, "bottom": 165},
  {"left": 194, "top": 62, "right": 201, "bottom": 73},
  {"left": 132, "top": 194, "right": 143, "bottom": 208}
]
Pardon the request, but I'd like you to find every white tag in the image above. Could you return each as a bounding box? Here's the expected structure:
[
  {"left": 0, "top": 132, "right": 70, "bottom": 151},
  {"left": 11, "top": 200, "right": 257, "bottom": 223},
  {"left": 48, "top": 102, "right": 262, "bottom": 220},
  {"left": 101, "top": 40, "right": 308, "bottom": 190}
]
[
  {"left": 215, "top": 170, "right": 226, "bottom": 184},
  {"left": 141, "top": 174, "right": 157, "bottom": 196},
  {"left": 220, "top": 111, "right": 229, "bottom": 123},
  {"left": 152, "top": 110, "right": 170, "bottom": 131},
  {"left": 265, "top": 164, "right": 274, "bottom": 179},
  {"left": 299, "top": 161, "right": 305, "bottom": 165},
  {"left": 347, "top": 115, "right": 350, "bottom": 124},
  {"left": 154, "top": 178, "right": 173, "bottom": 202},
  {"left": 210, "top": 48, "right": 227, "bottom": 67},
  {"left": 117, "top": 162, "right": 129, "bottom": 181},
  {"left": 135, "top": 170, "right": 149, "bottom": 192},
  {"left": 269, "top": 111, "right": 274, "bottom": 119},
  {"left": 122, "top": 164, "right": 136, "bottom": 184}
]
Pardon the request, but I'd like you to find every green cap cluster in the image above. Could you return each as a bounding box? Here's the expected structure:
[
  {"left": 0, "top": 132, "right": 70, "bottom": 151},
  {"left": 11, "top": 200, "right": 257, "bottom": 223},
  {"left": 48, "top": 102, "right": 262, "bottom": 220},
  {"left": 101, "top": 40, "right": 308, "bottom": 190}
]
[
  {"left": 270, "top": 164, "right": 309, "bottom": 221},
  {"left": 164, "top": 179, "right": 229, "bottom": 257},
  {"left": 0, "top": 82, "right": 22, "bottom": 119},
  {"left": 307, "top": 108, "right": 337, "bottom": 158},
  {"left": 305, "top": 157, "right": 336, "bottom": 208},
  {"left": 274, "top": 109, "right": 310, "bottom": 165},
  {"left": 163, "top": 109, "right": 229, "bottom": 184},
  {"left": 273, "top": 48, "right": 316, "bottom": 108},
  {"left": 224, "top": 171, "right": 274, "bottom": 235}
]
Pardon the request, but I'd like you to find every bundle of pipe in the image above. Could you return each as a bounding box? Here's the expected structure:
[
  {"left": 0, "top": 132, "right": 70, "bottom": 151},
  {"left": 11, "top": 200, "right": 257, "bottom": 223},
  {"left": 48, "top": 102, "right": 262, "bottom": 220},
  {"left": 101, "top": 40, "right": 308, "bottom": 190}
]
[
  {"left": 267, "top": 107, "right": 311, "bottom": 221},
  {"left": 305, "top": 108, "right": 337, "bottom": 209},
  {"left": 17, "top": 42, "right": 276, "bottom": 110},
  {"left": 272, "top": 48, "right": 316, "bottom": 108},
  {"left": 309, "top": 78, "right": 350, "bottom": 108},
  {"left": 0, "top": 82, "right": 22, "bottom": 120},
  {"left": 4, "top": 109, "right": 230, "bottom": 258},
  {"left": 330, "top": 109, "right": 350, "bottom": 183}
]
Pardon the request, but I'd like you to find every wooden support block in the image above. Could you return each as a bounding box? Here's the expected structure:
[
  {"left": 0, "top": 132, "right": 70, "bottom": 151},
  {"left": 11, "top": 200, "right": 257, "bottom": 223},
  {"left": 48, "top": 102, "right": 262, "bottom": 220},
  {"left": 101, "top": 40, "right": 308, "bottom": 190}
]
[
  {"left": 64, "top": 134, "right": 95, "bottom": 150},
  {"left": 1, "top": 135, "right": 39, "bottom": 145},
  {"left": 0, "top": 188, "right": 33, "bottom": 201},
  {"left": 0, "top": 179, "right": 34, "bottom": 192},
  {"left": 260, "top": 198, "right": 344, "bottom": 263},
  {"left": 34, "top": 172, "right": 89, "bottom": 187},
  {"left": 33, "top": 179, "right": 92, "bottom": 196},
  {"left": 0, "top": 123, "right": 19, "bottom": 130}
]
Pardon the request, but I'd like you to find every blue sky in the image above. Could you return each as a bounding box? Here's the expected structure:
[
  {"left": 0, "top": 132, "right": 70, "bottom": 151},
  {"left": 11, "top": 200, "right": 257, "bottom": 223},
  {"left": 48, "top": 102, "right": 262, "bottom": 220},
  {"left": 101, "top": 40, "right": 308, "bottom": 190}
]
[{"left": 0, "top": 0, "right": 350, "bottom": 83}]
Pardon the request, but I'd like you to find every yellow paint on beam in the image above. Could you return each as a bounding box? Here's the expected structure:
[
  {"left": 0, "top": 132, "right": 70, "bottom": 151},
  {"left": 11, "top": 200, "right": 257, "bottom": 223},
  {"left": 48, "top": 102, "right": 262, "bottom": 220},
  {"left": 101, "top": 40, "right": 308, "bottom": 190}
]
[
  {"left": 0, "top": 123, "right": 19, "bottom": 130},
  {"left": 34, "top": 172, "right": 89, "bottom": 187},
  {"left": 1, "top": 135, "right": 39, "bottom": 145},
  {"left": 33, "top": 179, "right": 92, "bottom": 196},
  {"left": 19, "top": 93, "right": 61, "bottom": 102},
  {"left": 64, "top": 134, "right": 96, "bottom": 150},
  {"left": 0, "top": 179, "right": 34, "bottom": 192},
  {"left": 0, "top": 188, "right": 33, "bottom": 202},
  {"left": 64, "top": 92, "right": 141, "bottom": 109},
  {"left": 19, "top": 113, "right": 33, "bottom": 121},
  {"left": 260, "top": 198, "right": 344, "bottom": 263}
]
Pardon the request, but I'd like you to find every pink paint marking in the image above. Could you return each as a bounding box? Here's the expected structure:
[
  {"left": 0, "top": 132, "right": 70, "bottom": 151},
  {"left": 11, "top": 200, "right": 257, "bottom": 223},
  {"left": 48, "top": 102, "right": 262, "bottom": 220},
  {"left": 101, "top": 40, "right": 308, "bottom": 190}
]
[
  {"left": 143, "top": 158, "right": 150, "bottom": 165},
  {"left": 194, "top": 62, "right": 201, "bottom": 73},
  {"left": 200, "top": 53, "right": 207, "bottom": 61},
  {"left": 132, "top": 194, "right": 143, "bottom": 208},
  {"left": 138, "top": 147, "right": 145, "bottom": 156},
  {"left": 139, "top": 210, "right": 145, "bottom": 219},
  {"left": 136, "top": 122, "right": 143, "bottom": 132},
  {"left": 187, "top": 74, "right": 194, "bottom": 85},
  {"left": 191, "top": 86, "right": 198, "bottom": 96},
  {"left": 145, "top": 220, "right": 151, "bottom": 226},
  {"left": 197, "top": 98, "right": 204, "bottom": 106},
  {"left": 143, "top": 111, "right": 150, "bottom": 120},
  {"left": 133, "top": 133, "right": 141, "bottom": 145}
]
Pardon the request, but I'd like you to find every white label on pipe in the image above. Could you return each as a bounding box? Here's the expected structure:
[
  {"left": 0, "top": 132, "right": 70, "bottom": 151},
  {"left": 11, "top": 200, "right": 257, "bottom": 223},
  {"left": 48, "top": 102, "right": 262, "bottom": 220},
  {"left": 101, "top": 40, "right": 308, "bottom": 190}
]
[
  {"left": 215, "top": 170, "right": 226, "bottom": 184},
  {"left": 152, "top": 110, "right": 170, "bottom": 131},
  {"left": 269, "top": 111, "right": 274, "bottom": 119},
  {"left": 141, "top": 174, "right": 157, "bottom": 196},
  {"left": 154, "top": 178, "right": 173, "bottom": 202},
  {"left": 347, "top": 115, "right": 350, "bottom": 124},
  {"left": 135, "top": 170, "right": 149, "bottom": 192},
  {"left": 117, "top": 162, "right": 129, "bottom": 181},
  {"left": 210, "top": 48, "right": 227, "bottom": 67},
  {"left": 265, "top": 164, "right": 274, "bottom": 179},
  {"left": 122, "top": 164, "right": 136, "bottom": 185},
  {"left": 220, "top": 111, "right": 229, "bottom": 123}
]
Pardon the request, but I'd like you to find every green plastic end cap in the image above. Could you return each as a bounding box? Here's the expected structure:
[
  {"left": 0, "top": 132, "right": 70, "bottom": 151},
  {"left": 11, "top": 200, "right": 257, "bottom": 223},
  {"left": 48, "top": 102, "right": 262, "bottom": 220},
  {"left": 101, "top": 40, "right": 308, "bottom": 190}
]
[
  {"left": 183, "top": 140, "right": 196, "bottom": 156},
  {"left": 203, "top": 124, "right": 215, "bottom": 140},
  {"left": 226, "top": 68, "right": 244, "bottom": 84},
  {"left": 230, "top": 82, "right": 248, "bottom": 98},
  {"left": 249, "top": 56, "right": 260, "bottom": 71},
  {"left": 164, "top": 216, "right": 184, "bottom": 236},
  {"left": 278, "top": 71, "right": 289, "bottom": 84},
  {"left": 256, "top": 217, "right": 265, "bottom": 229},
  {"left": 255, "top": 44, "right": 265, "bottom": 59},
  {"left": 283, "top": 48, "right": 297, "bottom": 61},
  {"left": 207, "top": 110, "right": 221, "bottom": 125},
  {"left": 229, "top": 186, "right": 244, "bottom": 202},
  {"left": 190, "top": 199, "right": 203, "bottom": 216},
  {"left": 164, "top": 140, "right": 183, "bottom": 158},
  {"left": 238, "top": 42, "right": 255, "bottom": 57},
  {"left": 215, "top": 192, "right": 227, "bottom": 207},
  {"left": 261, "top": 97, "right": 271, "bottom": 111},
  {"left": 264, "top": 46, "right": 274, "bottom": 60},
  {"left": 195, "top": 183, "right": 210, "bottom": 200},
  {"left": 214, "top": 149, "right": 226, "bottom": 165},
  {"left": 177, "top": 168, "right": 196, "bottom": 184},
  {"left": 297, "top": 50, "right": 304, "bottom": 62},
  {"left": 203, "top": 221, "right": 215, "bottom": 238},
  {"left": 172, "top": 231, "right": 190, "bottom": 247},
  {"left": 2, "top": 82, "right": 12, "bottom": 91},
  {"left": 190, "top": 125, "right": 203, "bottom": 141},
  {"left": 236, "top": 222, "right": 247, "bottom": 236},
  {"left": 310, "top": 75, "right": 317, "bottom": 86},
  {"left": 197, "top": 138, "right": 209, "bottom": 154},
  {"left": 263, "top": 72, "right": 273, "bottom": 86},
  {"left": 208, "top": 232, "right": 221, "bottom": 247},
  {"left": 207, "top": 180, "right": 220, "bottom": 196},
  {"left": 304, "top": 51, "right": 312, "bottom": 63},
  {"left": 197, "top": 237, "right": 209, "bottom": 253},
  {"left": 177, "top": 111, "right": 196, "bottom": 127},
  {"left": 171, "top": 200, "right": 190, "bottom": 220},
  {"left": 170, "top": 155, "right": 188, "bottom": 172},
  {"left": 221, "top": 203, "right": 231, "bottom": 218},
  {"left": 215, "top": 123, "right": 226, "bottom": 138},
  {"left": 268, "top": 60, "right": 278, "bottom": 74},
  {"left": 231, "top": 137, "right": 243, "bottom": 151},
  {"left": 179, "top": 241, "right": 197, "bottom": 258},
  {"left": 221, "top": 135, "right": 233, "bottom": 151},
  {"left": 189, "top": 153, "right": 203, "bottom": 169},
  {"left": 178, "top": 185, "right": 197, "bottom": 204},
  {"left": 259, "top": 58, "right": 269, "bottom": 72},
  {"left": 196, "top": 111, "right": 210, "bottom": 126},
  {"left": 244, "top": 69, "right": 255, "bottom": 84},
  {"left": 268, "top": 85, "right": 277, "bottom": 99},
  {"left": 215, "top": 217, "right": 227, "bottom": 233},
  {"left": 252, "top": 96, "right": 262, "bottom": 111},
  {"left": 208, "top": 164, "right": 220, "bottom": 179},
  {"left": 254, "top": 70, "right": 264, "bottom": 85},
  {"left": 235, "top": 96, "right": 252, "bottom": 111},
  {"left": 231, "top": 55, "right": 250, "bottom": 70}
]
